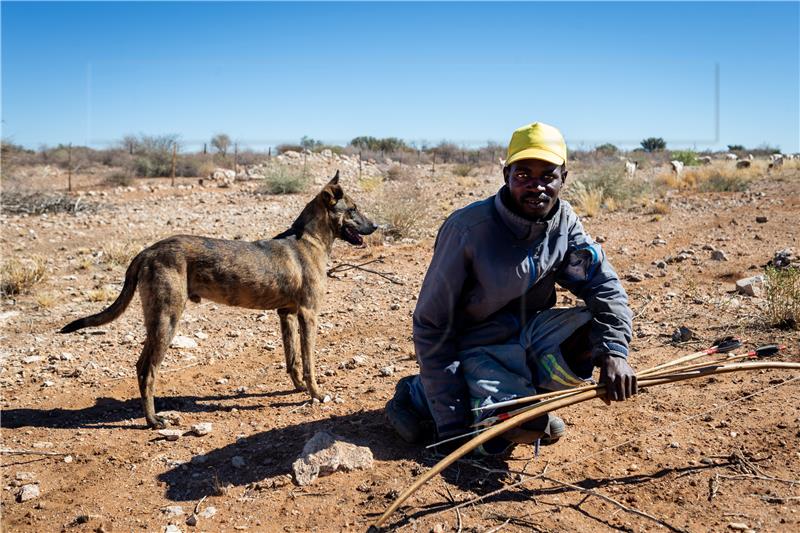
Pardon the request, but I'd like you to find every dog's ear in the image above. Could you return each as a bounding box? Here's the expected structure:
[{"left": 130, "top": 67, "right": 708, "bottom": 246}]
[{"left": 321, "top": 175, "right": 343, "bottom": 208}]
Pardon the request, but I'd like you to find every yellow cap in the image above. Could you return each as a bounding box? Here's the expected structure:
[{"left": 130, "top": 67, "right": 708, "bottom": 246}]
[{"left": 505, "top": 122, "right": 567, "bottom": 167}]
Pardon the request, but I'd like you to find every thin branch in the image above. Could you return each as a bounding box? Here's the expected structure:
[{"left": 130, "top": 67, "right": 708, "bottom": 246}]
[
  {"left": 327, "top": 257, "right": 404, "bottom": 285},
  {"left": 541, "top": 475, "right": 687, "bottom": 533},
  {"left": 1, "top": 448, "right": 69, "bottom": 457}
]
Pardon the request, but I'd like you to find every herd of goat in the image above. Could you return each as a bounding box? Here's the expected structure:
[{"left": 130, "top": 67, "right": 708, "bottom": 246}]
[{"left": 623, "top": 152, "right": 795, "bottom": 178}]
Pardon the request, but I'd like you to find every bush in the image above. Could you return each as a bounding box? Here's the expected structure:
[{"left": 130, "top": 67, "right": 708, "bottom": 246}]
[
  {"left": 385, "top": 164, "right": 406, "bottom": 181},
  {"left": 595, "top": 143, "right": 618, "bottom": 156},
  {"left": 641, "top": 137, "right": 667, "bottom": 152},
  {"left": 257, "top": 168, "right": 308, "bottom": 194},
  {"left": 452, "top": 164, "right": 473, "bottom": 177},
  {"left": 371, "top": 195, "right": 428, "bottom": 240},
  {"left": 696, "top": 169, "right": 750, "bottom": 192},
  {"left": 670, "top": 150, "right": 699, "bottom": 166},
  {"left": 764, "top": 266, "right": 799, "bottom": 329},
  {"left": 104, "top": 171, "right": 135, "bottom": 187},
  {"left": 1, "top": 256, "right": 47, "bottom": 296},
  {"left": 276, "top": 143, "right": 304, "bottom": 154},
  {"left": 727, "top": 144, "right": 745, "bottom": 152}
]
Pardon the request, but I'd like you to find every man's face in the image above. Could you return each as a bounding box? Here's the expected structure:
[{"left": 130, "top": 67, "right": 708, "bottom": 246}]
[{"left": 503, "top": 158, "right": 567, "bottom": 219}]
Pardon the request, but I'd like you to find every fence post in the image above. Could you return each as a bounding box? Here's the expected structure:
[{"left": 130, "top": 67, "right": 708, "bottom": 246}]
[
  {"left": 303, "top": 152, "right": 307, "bottom": 178},
  {"left": 268, "top": 146, "right": 272, "bottom": 160},
  {"left": 67, "top": 143, "right": 73, "bottom": 192},
  {"left": 203, "top": 143, "right": 207, "bottom": 155},
  {"left": 171, "top": 143, "right": 177, "bottom": 186},
  {"left": 234, "top": 143, "right": 238, "bottom": 174},
  {"left": 431, "top": 150, "right": 436, "bottom": 177},
  {"left": 359, "top": 150, "right": 363, "bottom": 180}
]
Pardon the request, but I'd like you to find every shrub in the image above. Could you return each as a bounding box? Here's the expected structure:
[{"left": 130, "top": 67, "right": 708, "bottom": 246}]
[
  {"left": 641, "top": 137, "right": 667, "bottom": 152},
  {"left": 670, "top": 150, "right": 699, "bottom": 166},
  {"left": 104, "top": 171, "right": 135, "bottom": 187},
  {"left": 211, "top": 133, "right": 231, "bottom": 156},
  {"left": 371, "top": 196, "right": 428, "bottom": 240},
  {"left": 385, "top": 164, "right": 406, "bottom": 181},
  {"left": 276, "top": 143, "right": 304, "bottom": 154},
  {"left": 696, "top": 169, "right": 750, "bottom": 192},
  {"left": 452, "top": 164, "right": 473, "bottom": 177},
  {"left": 764, "top": 266, "right": 799, "bottom": 329},
  {"left": 595, "top": 143, "right": 618, "bottom": 156},
  {"left": 727, "top": 144, "right": 745, "bottom": 152},
  {"left": 1, "top": 256, "right": 47, "bottom": 296},
  {"left": 257, "top": 168, "right": 308, "bottom": 194}
]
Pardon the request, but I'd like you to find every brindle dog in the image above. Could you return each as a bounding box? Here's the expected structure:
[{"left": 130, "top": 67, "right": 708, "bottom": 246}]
[{"left": 61, "top": 172, "right": 377, "bottom": 428}]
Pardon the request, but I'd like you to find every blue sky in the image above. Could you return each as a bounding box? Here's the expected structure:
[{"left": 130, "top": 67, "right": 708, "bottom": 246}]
[{"left": 2, "top": 1, "right": 798, "bottom": 152}]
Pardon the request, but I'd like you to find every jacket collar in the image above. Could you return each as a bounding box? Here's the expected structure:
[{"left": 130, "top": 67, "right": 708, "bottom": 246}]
[{"left": 494, "top": 186, "right": 561, "bottom": 241}]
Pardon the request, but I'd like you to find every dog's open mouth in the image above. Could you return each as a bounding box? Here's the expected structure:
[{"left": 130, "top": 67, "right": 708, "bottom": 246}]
[{"left": 342, "top": 225, "right": 364, "bottom": 245}]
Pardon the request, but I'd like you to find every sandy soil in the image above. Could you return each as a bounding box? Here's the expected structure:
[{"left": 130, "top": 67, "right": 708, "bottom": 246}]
[{"left": 1, "top": 162, "right": 799, "bottom": 533}]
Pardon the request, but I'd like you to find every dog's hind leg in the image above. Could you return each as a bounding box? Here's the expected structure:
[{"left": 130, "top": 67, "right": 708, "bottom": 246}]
[
  {"left": 137, "top": 273, "right": 186, "bottom": 428},
  {"left": 298, "top": 305, "right": 324, "bottom": 400},
  {"left": 278, "top": 309, "right": 305, "bottom": 391}
]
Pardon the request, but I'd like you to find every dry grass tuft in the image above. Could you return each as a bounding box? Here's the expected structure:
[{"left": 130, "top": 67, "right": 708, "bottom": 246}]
[
  {"left": 370, "top": 195, "right": 429, "bottom": 240},
  {"left": 359, "top": 174, "right": 384, "bottom": 193},
  {"left": 102, "top": 242, "right": 141, "bottom": 267},
  {"left": 87, "top": 285, "right": 118, "bottom": 303},
  {"left": 648, "top": 201, "right": 671, "bottom": 215},
  {"left": 452, "top": 164, "right": 473, "bottom": 177},
  {"left": 1, "top": 256, "right": 47, "bottom": 296},
  {"left": 35, "top": 292, "right": 57, "bottom": 309},
  {"left": 764, "top": 266, "right": 800, "bottom": 329},
  {"left": 257, "top": 168, "right": 308, "bottom": 194},
  {"left": 385, "top": 164, "right": 407, "bottom": 181},
  {"left": 569, "top": 181, "right": 604, "bottom": 217}
]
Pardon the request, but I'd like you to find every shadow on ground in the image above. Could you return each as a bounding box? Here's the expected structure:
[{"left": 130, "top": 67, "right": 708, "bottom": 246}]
[
  {"left": 157, "top": 408, "right": 430, "bottom": 501},
  {"left": 1, "top": 390, "right": 293, "bottom": 429}
]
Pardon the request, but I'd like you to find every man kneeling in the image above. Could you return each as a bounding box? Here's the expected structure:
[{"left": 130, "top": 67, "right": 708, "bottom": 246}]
[{"left": 386, "top": 122, "right": 637, "bottom": 455}]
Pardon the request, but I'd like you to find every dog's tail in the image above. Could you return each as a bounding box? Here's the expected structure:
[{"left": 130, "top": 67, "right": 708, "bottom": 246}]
[{"left": 60, "top": 251, "right": 145, "bottom": 334}]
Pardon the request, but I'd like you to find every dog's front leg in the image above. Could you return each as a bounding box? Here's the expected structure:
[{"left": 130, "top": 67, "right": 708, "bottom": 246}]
[
  {"left": 278, "top": 309, "right": 305, "bottom": 391},
  {"left": 298, "top": 306, "right": 324, "bottom": 400}
]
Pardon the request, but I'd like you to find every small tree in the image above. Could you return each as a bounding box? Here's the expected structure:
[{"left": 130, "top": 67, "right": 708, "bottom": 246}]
[
  {"left": 640, "top": 137, "right": 666, "bottom": 152},
  {"left": 121, "top": 135, "right": 139, "bottom": 155},
  {"left": 300, "top": 135, "right": 323, "bottom": 151},
  {"left": 727, "top": 144, "right": 745, "bottom": 152},
  {"left": 211, "top": 133, "right": 231, "bottom": 157},
  {"left": 595, "top": 143, "right": 618, "bottom": 156}
]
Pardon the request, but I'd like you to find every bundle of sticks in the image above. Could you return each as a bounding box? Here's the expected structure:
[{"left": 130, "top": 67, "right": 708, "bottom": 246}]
[{"left": 372, "top": 338, "right": 798, "bottom": 529}]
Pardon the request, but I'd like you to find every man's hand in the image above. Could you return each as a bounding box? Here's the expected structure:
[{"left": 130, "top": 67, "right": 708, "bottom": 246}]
[{"left": 598, "top": 354, "right": 637, "bottom": 402}]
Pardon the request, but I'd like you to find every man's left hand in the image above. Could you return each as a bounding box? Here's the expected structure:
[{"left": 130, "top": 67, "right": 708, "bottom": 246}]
[{"left": 598, "top": 355, "right": 637, "bottom": 402}]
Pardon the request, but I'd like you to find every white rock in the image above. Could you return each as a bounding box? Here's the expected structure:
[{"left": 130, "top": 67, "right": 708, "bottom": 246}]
[
  {"left": 157, "top": 429, "right": 184, "bottom": 441},
  {"left": 735, "top": 275, "right": 765, "bottom": 297},
  {"left": 17, "top": 483, "right": 40, "bottom": 502},
  {"left": 193, "top": 330, "right": 208, "bottom": 340},
  {"left": 22, "top": 356, "right": 43, "bottom": 364},
  {"left": 711, "top": 250, "right": 729, "bottom": 261},
  {"left": 171, "top": 336, "right": 198, "bottom": 349},
  {"left": 191, "top": 423, "right": 212, "bottom": 436},
  {"left": 292, "top": 430, "right": 374, "bottom": 486},
  {"left": 200, "top": 506, "right": 217, "bottom": 519},
  {"left": 379, "top": 366, "right": 395, "bottom": 377},
  {"left": 162, "top": 505, "right": 184, "bottom": 517},
  {"left": 231, "top": 456, "right": 246, "bottom": 468},
  {"left": 164, "top": 525, "right": 182, "bottom": 533}
]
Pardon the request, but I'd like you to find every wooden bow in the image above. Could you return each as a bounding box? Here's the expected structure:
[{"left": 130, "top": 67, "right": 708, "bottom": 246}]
[{"left": 372, "top": 361, "right": 800, "bottom": 529}]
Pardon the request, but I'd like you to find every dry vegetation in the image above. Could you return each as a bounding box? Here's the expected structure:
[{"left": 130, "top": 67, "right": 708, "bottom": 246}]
[{"left": 2, "top": 141, "right": 799, "bottom": 533}]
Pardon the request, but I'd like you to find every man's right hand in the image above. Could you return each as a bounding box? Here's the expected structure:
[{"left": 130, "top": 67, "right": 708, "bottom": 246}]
[{"left": 598, "top": 354, "right": 637, "bottom": 402}]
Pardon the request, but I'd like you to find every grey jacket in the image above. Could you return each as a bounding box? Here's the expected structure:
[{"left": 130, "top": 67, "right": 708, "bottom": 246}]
[{"left": 412, "top": 187, "right": 632, "bottom": 438}]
